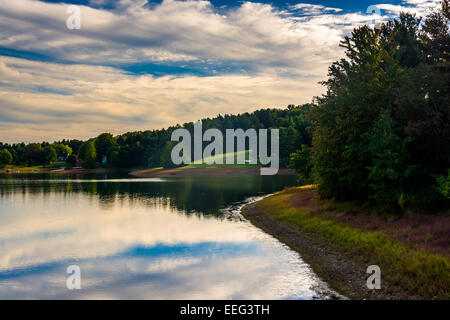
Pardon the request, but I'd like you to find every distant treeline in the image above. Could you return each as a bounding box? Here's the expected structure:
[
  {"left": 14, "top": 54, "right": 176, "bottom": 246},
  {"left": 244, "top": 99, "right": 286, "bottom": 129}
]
[
  {"left": 291, "top": 3, "right": 449, "bottom": 209},
  {"left": 0, "top": 105, "right": 312, "bottom": 169}
]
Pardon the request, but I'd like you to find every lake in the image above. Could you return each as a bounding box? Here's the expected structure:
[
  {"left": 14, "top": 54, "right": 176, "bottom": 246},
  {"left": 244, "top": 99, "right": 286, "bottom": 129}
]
[{"left": 0, "top": 174, "right": 337, "bottom": 299}]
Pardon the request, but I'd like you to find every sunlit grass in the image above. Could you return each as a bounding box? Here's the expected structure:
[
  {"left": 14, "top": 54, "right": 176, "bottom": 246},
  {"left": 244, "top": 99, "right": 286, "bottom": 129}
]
[
  {"left": 2, "top": 165, "right": 44, "bottom": 172},
  {"left": 180, "top": 150, "right": 259, "bottom": 169}
]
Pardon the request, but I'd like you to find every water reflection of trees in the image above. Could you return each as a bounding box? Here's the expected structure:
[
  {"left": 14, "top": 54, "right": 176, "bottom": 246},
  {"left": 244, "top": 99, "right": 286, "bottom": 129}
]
[{"left": 0, "top": 174, "right": 296, "bottom": 215}]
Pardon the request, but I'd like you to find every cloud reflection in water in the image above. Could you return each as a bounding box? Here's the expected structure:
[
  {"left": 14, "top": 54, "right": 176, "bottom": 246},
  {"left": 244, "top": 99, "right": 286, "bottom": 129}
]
[{"left": 0, "top": 175, "right": 335, "bottom": 299}]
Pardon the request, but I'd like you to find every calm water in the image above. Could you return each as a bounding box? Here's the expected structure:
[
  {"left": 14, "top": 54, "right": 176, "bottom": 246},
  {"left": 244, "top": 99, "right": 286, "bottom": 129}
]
[{"left": 0, "top": 174, "right": 337, "bottom": 299}]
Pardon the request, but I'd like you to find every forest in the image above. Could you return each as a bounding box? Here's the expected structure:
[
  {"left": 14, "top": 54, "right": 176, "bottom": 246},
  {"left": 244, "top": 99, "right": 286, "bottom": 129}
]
[
  {"left": 0, "top": 105, "right": 312, "bottom": 170},
  {"left": 292, "top": 2, "right": 449, "bottom": 209}
]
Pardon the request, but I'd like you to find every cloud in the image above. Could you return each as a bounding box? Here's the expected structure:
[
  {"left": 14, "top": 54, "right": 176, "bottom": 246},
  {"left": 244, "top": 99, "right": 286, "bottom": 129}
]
[
  {"left": 0, "top": 0, "right": 442, "bottom": 142},
  {"left": 0, "top": 0, "right": 417, "bottom": 69},
  {"left": 0, "top": 55, "right": 326, "bottom": 142},
  {"left": 375, "top": 0, "right": 441, "bottom": 16},
  {"left": 290, "top": 3, "right": 343, "bottom": 15}
]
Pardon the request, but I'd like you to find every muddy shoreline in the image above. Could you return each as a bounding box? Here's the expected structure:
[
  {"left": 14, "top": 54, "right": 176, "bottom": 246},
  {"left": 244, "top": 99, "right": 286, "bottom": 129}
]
[
  {"left": 1, "top": 166, "right": 295, "bottom": 178},
  {"left": 129, "top": 167, "right": 295, "bottom": 177},
  {"left": 241, "top": 199, "right": 394, "bottom": 300},
  {"left": 239, "top": 187, "right": 449, "bottom": 300}
]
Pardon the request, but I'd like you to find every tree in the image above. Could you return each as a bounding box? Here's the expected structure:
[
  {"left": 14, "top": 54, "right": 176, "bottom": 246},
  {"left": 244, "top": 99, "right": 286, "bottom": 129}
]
[
  {"left": 289, "top": 145, "right": 313, "bottom": 185},
  {"left": 309, "top": 6, "right": 449, "bottom": 208},
  {"left": 435, "top": 169, "right": 450, "bottom": 200},
  {"left": 80, "top": 141, "right": 96, "bottom": 169},
  {"left": 42, "top": 146, "right": 57, "bottom": 165},
  {"left": 365, "top": 110, "right": 415, "bottom": 205},
  {"left": 68, "top": 139, "right": 83, "bottom": 155},
  {"left": 0, "top": 149, "right": 12, "bottom": 167},
  {"left": 52, "top": 143, "right": 72, "bottom": 158},
  {"left": 95, "top": 133, "right": 115, "bottom": 162},
  {"left": 107, "top": 146, "right": 121, "bottom": 167},
  {"left": 1, "top": 104, "right": 312, "bottom": 170},
  {"left": 66, "top": 154, "right": 77, "bottom": 167},
  {"left": 160, "top": 141, "right": 177, "bottom": 169},
  {"left": 24, "top": 143, "right": 43, "bottom": 165}
]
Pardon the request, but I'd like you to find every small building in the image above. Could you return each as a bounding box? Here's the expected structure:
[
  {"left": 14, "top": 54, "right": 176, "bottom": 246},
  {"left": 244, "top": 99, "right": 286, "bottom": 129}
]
[{"left": 75, "top": 156, "right": 82, "bottom": 168}]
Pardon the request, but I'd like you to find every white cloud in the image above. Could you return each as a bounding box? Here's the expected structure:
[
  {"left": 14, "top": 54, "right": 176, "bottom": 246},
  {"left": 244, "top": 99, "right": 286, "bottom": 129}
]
[
  {"left": 0, "top": 0, "right": 442, "bottom": 142},
  {"left": 375, "top": 0, "right": 441, "bottom": 16},
  {"left": 0, "top": 56, "right": 324, "bottom": 142},
  {"left": 290, "top": 3, "right": 343, "bottom": 15},
  {"left": 0, "top": 0, "right": 391, "bottom": 68}
]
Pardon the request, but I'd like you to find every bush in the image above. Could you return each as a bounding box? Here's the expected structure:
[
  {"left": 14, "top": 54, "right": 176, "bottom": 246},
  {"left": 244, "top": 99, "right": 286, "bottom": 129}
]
[{"left": 0, "top": 149, "right": 12, "bottom": 167}]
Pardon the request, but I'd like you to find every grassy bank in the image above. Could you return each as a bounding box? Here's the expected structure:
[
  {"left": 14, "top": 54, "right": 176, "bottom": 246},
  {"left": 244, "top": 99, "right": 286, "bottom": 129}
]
[
  {"left": 130, "top": 167, "right": 295, "bottom": 177},
  {"left": 0, "top": 165, "right": 123, "bottom": 175},
  {"left": 242, "top": 186, "right": 449, "bottom": 300}
]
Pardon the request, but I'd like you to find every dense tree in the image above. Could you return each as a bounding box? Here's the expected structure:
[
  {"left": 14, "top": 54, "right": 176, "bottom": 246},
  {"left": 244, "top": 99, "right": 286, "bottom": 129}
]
[
  {"left": 0, "top": 149, "right": 12, "bottom": 167},
  {"left": 24, "top": 143, "right": 43, "bottom": 165},
  {"left": 289, "top": 145, "right": 313, "bottom": 185},
  {"left": 95, "top": 133, "right": 115, "bottom": 162},
  {"left": 52, "top": 143, "right": 72, "bottom": 158},
  {"left": 79, "top": 141, "right": 97, "bottom": 169},
  {"left": 2, "top": 105, "right": 313, "bottom": 169},
  {"left": 159, "top": 141, "right": 177, "bottom": 169},
  {"left": 299, "top": 2, "right": 449, "bottom": 209},
  {"left": 42, "top": 146, "right": 57, "bottom": 165},
  {"left": 67, "top": 139, "right": 83, "bottom": 155}
]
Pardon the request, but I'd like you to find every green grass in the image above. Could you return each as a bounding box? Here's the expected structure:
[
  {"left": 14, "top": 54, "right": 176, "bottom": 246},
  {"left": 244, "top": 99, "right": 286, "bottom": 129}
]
[
  {"left": 1, "top": 161, "right": 69, "bottom": 172},
  {"left": 1, "top": 165, "right": 44, "bottom": 172},
  {"left": 181, "top": 150, "right": 259, "bottom": 169},
  {"left": 257, "top": 187, "right": 450, "bottom": 299}
]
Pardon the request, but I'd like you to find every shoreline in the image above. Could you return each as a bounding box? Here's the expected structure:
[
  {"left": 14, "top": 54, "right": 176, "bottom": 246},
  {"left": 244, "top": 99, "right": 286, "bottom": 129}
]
[
  {"left": 241, "top": 186, "right": 449, "bottom": 300},
  {"left": 1, "top": 167, "right": 295, "bottom": 177},
  {"left": 0, "top": 167, "right": 122, "bottom": 175},
  {"left": 129, "top": 167, "right": 295, "bottom": 177}
]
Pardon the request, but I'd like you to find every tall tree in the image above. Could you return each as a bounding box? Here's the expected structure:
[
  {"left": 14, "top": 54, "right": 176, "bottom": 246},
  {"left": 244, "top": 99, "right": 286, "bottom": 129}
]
[
  {"left": 80, "top": 141, "right": 97, "bottom": 169},
  {"left": 95, "top": 133, "right": 115, "bottom": 162},
  {"left": 42, "top": 146, "right": 57, "bottom": 165},
  {"left": 307, "top": 5, "right": 449, "bottom": 208},
  {"left": 0, "top": 149, "right": 12, "bottom": 167}
]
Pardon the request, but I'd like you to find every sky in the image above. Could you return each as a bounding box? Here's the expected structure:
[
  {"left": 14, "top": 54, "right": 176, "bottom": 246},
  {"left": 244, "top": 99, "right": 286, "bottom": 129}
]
[{"left": 0, "top": 0, "right": 442, "bottom": 143}]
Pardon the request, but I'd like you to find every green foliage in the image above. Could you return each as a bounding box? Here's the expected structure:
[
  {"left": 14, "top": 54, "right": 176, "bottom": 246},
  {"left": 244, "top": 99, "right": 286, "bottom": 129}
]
[
  {"left": 365, "top": 110, "right": 415, "bottom": 204},
  {"left": 51, "top": 143, "right": 72, "bottom": 158},
  {"left": 24, "top": 143, "right": 43, "bottom": 165},
  {"left": 66, "top": 154, "right": 77, "bottom": 166},
  {"left": 159, "top": 141, "right": 177, "bottom": 169},
  {"left": 106, "top": 146, "right": 121, "bottom": 167},
  {"left": 79, "top": 141, "right": 96, "bottom": 169},
  {"left": 435, "top": 169, "right": 450, "bottom": 199},
  {"left": 42, "top": 146, "right": 57, "bottom": 165},
  {"left": 309, "top": 6, "right": 450, "bottom": 208},
  {"left": 67, "top": 139, "right": 83, "bottom": 155},
  {"left": 289, "top": 144, "right": 313, "bottom": 184},
  {"left": 1, "top": 104, "right": 312, "bottom": 169},
  {"left": 183, "top": 150, "right": 258, "bottom": 169},
  {"left": 95, "top": 133, "right": 115, "bottom": 162},
  {"left": 0, "top": 149, "right": 12, "bottom": 167}
]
